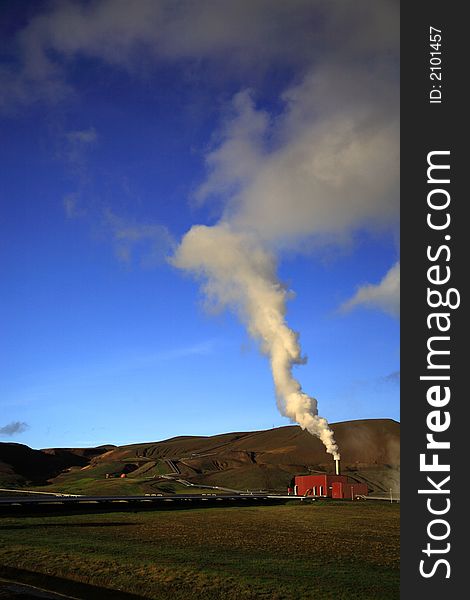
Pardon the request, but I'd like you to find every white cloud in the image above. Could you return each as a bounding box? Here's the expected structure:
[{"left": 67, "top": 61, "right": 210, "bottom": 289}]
[
  {"left": 66, "top": 128, "right": 97, "bottom": 144},
  {"left": 197, "top": 64, "right": 399, "bottom": 247},
  {"left": 60, "top": 127, "right": 98, "bottom": 174},
  {"left": 0, "top": 421, "right": 29, "bottom": 436},
  {"left": 3, "top": 1, "right": 400, "bottom": 309},
  {"left": 1, "top": 1, "right": 398, "bottom": 110},
  {"left": 341, "top": 261, "right": 400, "bottom": 317},
  {"left": 381, "top": 371, "right": 400, "bottom": 385},
  {"left": 63, "top": 193, "right": 85, "bottom": 218},
  {"left": 105, "top": 210, "right": 175, "bottom": 267}
]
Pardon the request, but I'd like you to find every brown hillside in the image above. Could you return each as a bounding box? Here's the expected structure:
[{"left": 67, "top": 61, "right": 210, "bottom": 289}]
[
  {"left": 0, "top": 420, "right": 399, "bottom": 495},
  {"left": 81, "top": 419, "right": 400, "bottom": 495},
  {"left": 0, "top": 443, "right": 114, "bottom": 487},
  {"left": 96, "top": 419, "right": 399, "bottom": 468}
]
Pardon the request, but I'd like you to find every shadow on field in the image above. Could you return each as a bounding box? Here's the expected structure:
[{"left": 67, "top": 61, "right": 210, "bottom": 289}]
[
  {"left": 0, "top": 522, "right": 135, "bottom": 530},
  {"left": 0, "top": 566, "right": 145, "bottom": 600},
  {"left": 0, "top": 496, "right": 289, "bottom": 518}
]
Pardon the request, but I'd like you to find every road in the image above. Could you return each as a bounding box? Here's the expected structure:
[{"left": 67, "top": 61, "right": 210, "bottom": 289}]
[
  {"left": 0, "top": 493, "right": 295, "bottom": 514},
  {"left": 0, "top": 578, "right": 79, "bottom": 599}
]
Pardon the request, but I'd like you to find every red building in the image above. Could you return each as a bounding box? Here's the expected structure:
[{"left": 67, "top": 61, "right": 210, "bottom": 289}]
[{"left": 294, "top": 474, "right": 368, "bottom": 500}]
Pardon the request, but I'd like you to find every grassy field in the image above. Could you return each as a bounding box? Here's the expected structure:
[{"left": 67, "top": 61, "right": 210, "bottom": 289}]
[
  {"left": 0, "top": 501, "right": 399, "bottom": 599},
  {"left": 28, "top": 475, "right": 215, "bottom": 497}
]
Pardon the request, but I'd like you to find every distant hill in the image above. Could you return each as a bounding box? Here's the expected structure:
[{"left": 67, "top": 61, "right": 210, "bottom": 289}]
[
  {"left": 0, "top": 443, "right": 114, "bottom": 487},
  {"left": 0, "top": 419, "right": 399, "bottom": 495}
]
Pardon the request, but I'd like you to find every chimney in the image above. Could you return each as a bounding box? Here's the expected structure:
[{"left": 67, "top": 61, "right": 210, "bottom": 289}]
[{"left": 334, "top": 453, "right": 341, "bottom": 476}]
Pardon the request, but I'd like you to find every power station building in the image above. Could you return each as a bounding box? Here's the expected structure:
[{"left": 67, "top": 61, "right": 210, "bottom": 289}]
[{"left": 293, "top": 474, "right": 368, "bottom": 499}]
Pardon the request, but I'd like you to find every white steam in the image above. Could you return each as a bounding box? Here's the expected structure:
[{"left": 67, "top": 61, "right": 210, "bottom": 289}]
[
  {"left": 172, "top": 63, "right": 398, "bottom": 457},
  {"left": 1, "top": 1, "right": 399, "bottom": 457},
  {"left": 172, "top": 223, "right": 339, "bottom": 456}
]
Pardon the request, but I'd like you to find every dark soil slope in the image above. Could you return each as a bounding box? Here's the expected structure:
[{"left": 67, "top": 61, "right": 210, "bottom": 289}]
[
  {"left": 0, "top": 443, "right": 114, "bottom": 487},
  {"left": 0, "top": 420, "right": 399, "bottom": 495}
]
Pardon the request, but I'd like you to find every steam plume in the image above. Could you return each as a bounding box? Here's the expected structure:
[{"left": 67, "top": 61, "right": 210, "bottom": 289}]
[{"left": 172, "top": 223, "right": 339, "bottom": 456}]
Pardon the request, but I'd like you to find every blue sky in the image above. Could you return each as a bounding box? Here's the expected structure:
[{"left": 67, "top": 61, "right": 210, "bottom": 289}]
[{"left": 1, "top": 1, "right": 399, "bottom": 449}]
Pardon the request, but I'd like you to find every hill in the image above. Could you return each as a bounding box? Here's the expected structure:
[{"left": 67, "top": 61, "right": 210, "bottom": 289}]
[
  {"left": 0, "top": 419, "right": 399, "bottom": 495},
  {"left": 0, "top": 443, "right": 114, "bottom": 487}
]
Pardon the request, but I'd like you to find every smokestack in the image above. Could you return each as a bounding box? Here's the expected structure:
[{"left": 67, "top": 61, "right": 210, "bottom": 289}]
[{"left": 334, "top": 453, "right": 341, "bottom": 476}]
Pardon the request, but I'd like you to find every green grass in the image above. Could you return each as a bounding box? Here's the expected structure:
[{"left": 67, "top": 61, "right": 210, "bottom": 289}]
[
  {"left": 9, "top": 452, "right": 218, "bottom": 497},
  {"left": 29, "top": 477, "right": 214, "bottom": 496},
  {"left": 0, "top": 502, "right": 399, "bottom": 599}
]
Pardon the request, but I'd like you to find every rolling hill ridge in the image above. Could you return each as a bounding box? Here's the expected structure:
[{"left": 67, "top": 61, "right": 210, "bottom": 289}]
[{"left": 0, "top": 419, "right": 399, "bottom": 496}]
